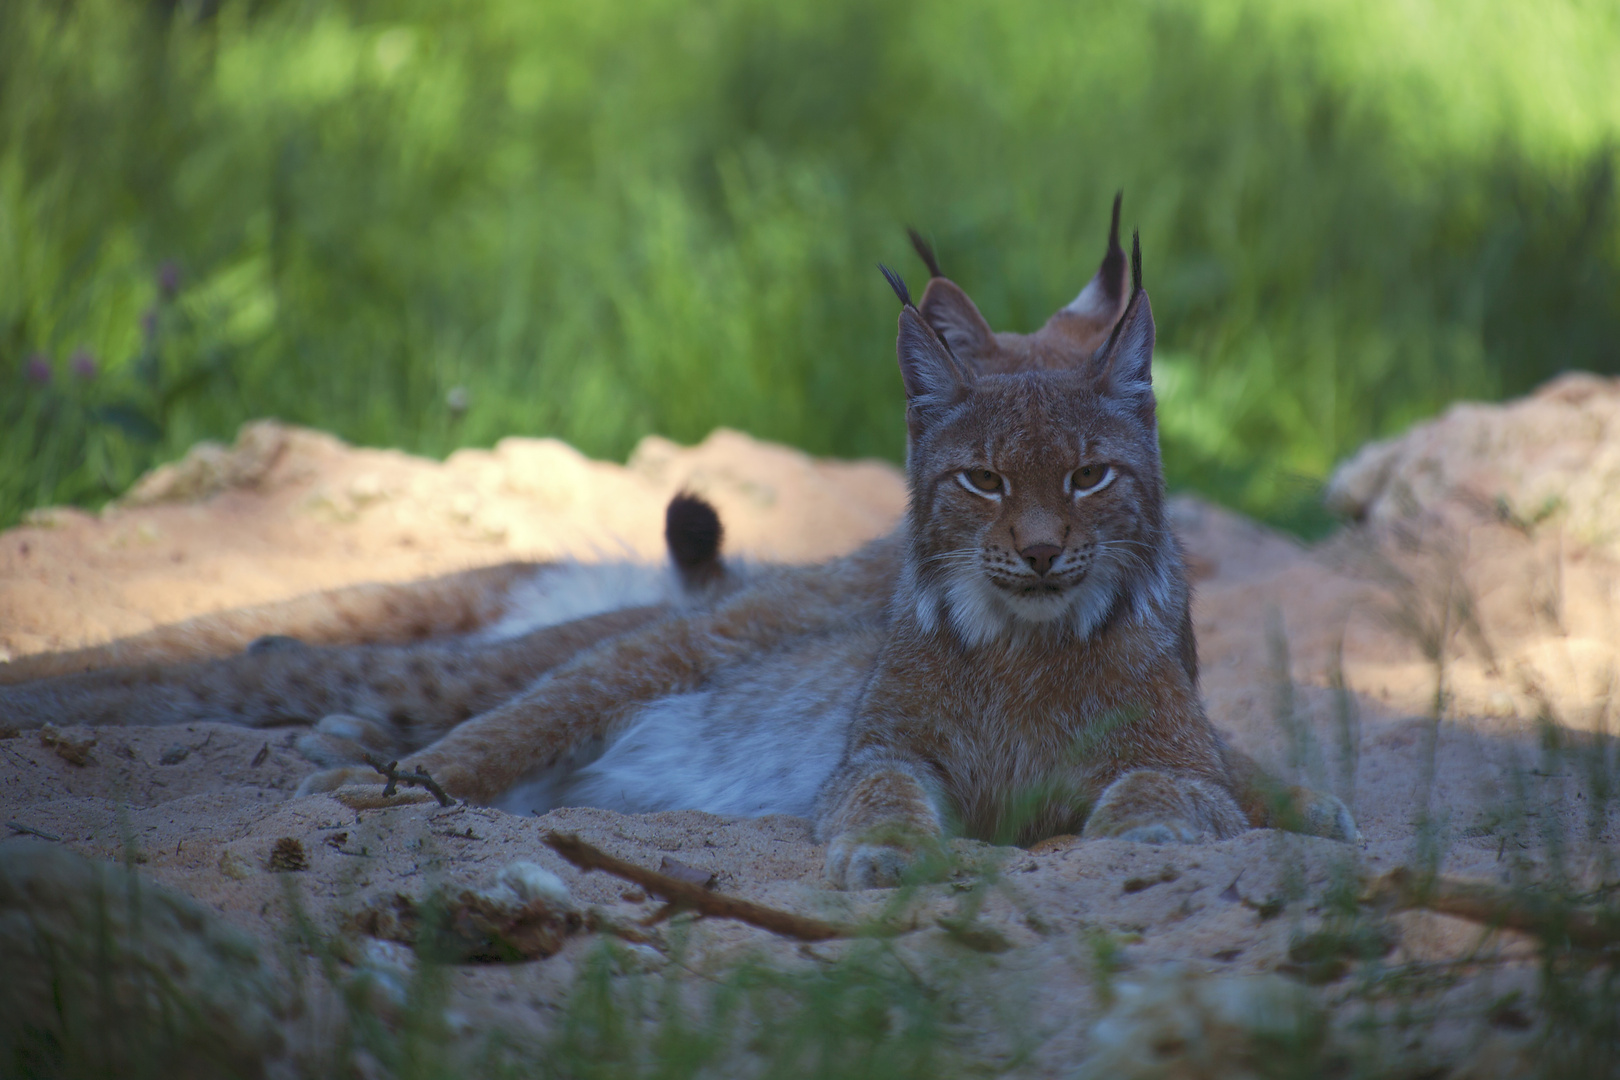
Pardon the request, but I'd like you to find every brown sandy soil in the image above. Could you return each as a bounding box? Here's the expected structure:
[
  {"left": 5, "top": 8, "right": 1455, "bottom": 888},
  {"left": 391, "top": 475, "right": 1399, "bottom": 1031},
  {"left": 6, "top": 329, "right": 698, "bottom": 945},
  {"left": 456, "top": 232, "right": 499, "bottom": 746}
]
[{"left": 2, "top": 377, "right": 1618, "bottom": 1076}]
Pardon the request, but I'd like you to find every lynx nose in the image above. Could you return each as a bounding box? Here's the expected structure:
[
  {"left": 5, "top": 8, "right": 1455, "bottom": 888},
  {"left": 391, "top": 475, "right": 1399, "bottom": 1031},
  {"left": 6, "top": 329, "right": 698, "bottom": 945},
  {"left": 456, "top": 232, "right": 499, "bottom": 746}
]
[{"left": 1019, "top": 543, "right": 1062, "bottom": 576}]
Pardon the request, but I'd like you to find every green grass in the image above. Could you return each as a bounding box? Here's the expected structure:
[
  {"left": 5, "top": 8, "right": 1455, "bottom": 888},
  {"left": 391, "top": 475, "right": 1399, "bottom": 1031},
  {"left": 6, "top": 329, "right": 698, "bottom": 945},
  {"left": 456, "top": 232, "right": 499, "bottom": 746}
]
[{"left": 3, "top": 0, "right": 1620, "bottom": 534}]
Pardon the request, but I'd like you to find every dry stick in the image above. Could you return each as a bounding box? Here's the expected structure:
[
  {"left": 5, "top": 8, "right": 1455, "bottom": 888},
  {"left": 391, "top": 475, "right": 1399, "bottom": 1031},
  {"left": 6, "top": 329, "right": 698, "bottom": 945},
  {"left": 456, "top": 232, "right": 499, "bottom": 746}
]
[
  {"left": 364, "top": 755, "right": 455, "bottom": 807},
  {"left": 6, "top": 819, "right": 63, "bottom": 842},
  {"left": 543, "top": 832, "right": 852, "bottom": 943},
  {"left": 1368, "top": 867, "right": 1619, "bottom": 951}
]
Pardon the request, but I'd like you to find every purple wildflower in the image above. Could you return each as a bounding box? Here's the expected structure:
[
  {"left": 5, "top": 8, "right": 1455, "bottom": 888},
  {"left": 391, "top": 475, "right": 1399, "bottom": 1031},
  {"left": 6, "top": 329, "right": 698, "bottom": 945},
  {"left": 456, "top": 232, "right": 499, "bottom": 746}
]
[
  {"left": 70, "top": 349, "right": 99, "bottom": 380},
  {"left": 157, "top": 260, "right": 182, "bottom": 299},
  {"left": 141, "top": 306, "right": 159, "bottom": 339},
  {"left": 25, "top": 354, "right": 53, "bottom": 385}
]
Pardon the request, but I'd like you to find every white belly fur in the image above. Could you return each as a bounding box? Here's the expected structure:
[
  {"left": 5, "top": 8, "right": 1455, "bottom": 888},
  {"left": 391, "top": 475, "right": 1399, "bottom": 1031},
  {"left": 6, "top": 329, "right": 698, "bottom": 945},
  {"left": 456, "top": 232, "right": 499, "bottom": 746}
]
[
  {"left": 479, "top": 561, "right": 683, "bottom": 642},
  {"left": 495, "top": 629, "right": 878, "bottom": 820}
]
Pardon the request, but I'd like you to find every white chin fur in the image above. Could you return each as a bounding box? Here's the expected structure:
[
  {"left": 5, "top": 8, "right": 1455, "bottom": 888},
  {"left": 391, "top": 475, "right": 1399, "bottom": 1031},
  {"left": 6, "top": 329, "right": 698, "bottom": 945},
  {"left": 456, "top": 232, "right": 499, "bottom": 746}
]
[{"left": 938, "top": 566, "right": 1120, "bottom": 648}]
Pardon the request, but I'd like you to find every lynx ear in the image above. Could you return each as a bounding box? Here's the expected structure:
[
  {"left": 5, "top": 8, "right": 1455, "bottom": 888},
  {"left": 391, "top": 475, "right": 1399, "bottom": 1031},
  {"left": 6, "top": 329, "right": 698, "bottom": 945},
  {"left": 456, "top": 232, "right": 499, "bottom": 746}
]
[
  {"left": 897, "top": 305, "right": 973, "bottom": 407},
  {"left": 1059, "top": 191, "right": 1128, "bottom": 335},
  {"left": 917, "top": 279, "right": 996, "bottom": 369},
  {"left": 881, "top": 265, "right": 972, "bottom": 410},
  {"left": 1094, "top": 231, "right": 1154, "bottom": 414}
]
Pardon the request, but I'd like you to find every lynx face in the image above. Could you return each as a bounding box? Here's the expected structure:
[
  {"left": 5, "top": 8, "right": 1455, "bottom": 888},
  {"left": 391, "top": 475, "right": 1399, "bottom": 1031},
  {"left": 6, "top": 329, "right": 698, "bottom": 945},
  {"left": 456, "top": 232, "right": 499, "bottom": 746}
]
[{"left": 893, "top": 258, "right": 1177, "bottom": 648}]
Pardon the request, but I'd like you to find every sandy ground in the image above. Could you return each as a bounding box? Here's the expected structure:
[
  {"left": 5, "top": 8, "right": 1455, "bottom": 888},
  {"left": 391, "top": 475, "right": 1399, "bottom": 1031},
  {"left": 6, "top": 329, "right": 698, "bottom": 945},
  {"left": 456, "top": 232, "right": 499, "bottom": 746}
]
[{"left": 3, "top": 378, "right": 1618, "bottom": 1076}]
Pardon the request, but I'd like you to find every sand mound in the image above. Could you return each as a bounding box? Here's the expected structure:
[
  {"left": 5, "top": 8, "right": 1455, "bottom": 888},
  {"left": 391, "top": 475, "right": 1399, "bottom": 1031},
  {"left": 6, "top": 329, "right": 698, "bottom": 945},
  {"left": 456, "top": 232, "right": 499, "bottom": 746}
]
[
  {"left": 1325, "top": 371, "right": 1620, "bottom": 553},
  {"left": 2, "top": 384, "right": 1617, "bottom": 1075}
]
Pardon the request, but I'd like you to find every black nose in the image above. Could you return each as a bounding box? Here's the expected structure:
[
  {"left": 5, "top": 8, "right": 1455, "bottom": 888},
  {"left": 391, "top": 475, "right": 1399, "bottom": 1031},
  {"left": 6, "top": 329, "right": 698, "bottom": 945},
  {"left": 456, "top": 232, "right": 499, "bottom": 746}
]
[{"left": 1019, "top": 544, "right": 1062, "bottom": 576}]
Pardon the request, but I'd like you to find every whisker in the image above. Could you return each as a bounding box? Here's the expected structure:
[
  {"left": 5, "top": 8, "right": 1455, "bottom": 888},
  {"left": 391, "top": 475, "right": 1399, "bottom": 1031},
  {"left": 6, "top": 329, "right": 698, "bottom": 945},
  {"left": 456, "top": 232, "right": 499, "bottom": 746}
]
[{"left": 924, "top": 547, "right": 981, "bottom": 567}]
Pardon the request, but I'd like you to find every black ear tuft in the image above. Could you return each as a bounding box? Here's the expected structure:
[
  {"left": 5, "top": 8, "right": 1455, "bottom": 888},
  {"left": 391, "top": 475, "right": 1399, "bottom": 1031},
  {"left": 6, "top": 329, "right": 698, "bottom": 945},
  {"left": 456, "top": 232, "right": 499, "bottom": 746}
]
[
  {"left": 907, "top": 228, "right": 943, "bottom": 279},
  {"left": 665, "top": 492, "right": 724, "bottom": 587},
  {"left": 1060, "top": 192, "right": 1128, "bottom": 326},
  {"left": 879, "top": 263, "right": 912, "bottom": 308},
  {"left": 1097, "top": 192, "right": 1127, "bottom": 307},
  {"left": 1130, "top": 229, "right": 1142, "bottom": 296},
  {"left": 1093, "top": 230, "right": 1146, "bottom": 369}
]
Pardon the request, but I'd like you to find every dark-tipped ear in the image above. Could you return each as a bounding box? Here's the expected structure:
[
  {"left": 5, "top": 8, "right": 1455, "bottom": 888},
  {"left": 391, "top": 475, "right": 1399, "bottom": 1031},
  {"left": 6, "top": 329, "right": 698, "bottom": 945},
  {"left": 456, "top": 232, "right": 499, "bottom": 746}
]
[
  {"left": 1097, "top": 336, "right": 1153, "bottom": 435},
  {"left": 1059, "top": 191, "right": 1128, "bottom": 333},
  {"left": 897, "top": 305, "right": 972, "bottom": 407},
  {"left": 917, "top": 278, "right": 995, "bottom": 369},
  {"left": 908, "top": 228, "right": 943, "bottom": 279},
  {"left": 1092, "top": 230, "right": 1154, "bottom": 414},
  {"left": 1098, "top": 288, "right": 1153, "bottom": 400}
]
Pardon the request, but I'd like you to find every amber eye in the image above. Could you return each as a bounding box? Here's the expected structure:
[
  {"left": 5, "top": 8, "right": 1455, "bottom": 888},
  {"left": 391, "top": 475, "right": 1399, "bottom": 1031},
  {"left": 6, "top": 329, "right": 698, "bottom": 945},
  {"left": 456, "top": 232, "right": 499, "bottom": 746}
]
[
  {"left": 957, "top": 468, "right": 1005, "bottom": 496},
  {"left": 1071, "top": 464, "right": 1115, "bottom": 497}
]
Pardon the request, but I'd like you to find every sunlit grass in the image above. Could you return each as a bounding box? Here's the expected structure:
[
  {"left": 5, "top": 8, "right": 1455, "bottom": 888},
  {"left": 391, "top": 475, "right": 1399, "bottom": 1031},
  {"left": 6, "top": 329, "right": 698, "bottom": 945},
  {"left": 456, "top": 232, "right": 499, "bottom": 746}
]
[{"left": 3, "top": 0, "right": 1618, "bottom": 534}]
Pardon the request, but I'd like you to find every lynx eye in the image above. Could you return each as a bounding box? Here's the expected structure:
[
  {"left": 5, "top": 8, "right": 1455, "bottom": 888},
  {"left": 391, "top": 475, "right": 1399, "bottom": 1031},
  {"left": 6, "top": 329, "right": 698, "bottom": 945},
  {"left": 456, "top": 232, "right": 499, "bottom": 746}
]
[
  {"left": 956, "top": 468, "right": 1005, "bottom": 498},
  {"left": 1070, "top": 464, "right": 1115, "bottom": 498}
]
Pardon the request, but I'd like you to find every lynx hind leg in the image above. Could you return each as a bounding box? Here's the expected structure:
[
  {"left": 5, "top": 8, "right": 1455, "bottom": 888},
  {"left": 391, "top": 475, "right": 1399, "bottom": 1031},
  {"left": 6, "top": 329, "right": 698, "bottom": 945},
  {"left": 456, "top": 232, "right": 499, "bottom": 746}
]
[
  {"left": 1082, "top": 769, "right": 1249, "bottom": 844},
  {"left": 819, "top": 766, "right": 945, "bottom": 890},
  {"left": 0, "top": 562, "right": 546, "bottom": 685}
]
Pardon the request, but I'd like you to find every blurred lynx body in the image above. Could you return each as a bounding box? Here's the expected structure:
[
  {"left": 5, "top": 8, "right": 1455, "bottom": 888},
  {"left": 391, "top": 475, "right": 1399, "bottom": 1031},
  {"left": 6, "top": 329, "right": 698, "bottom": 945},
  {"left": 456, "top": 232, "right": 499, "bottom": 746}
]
[{"left": 0, "top": 202, "right": 1355, "bottom": 887}]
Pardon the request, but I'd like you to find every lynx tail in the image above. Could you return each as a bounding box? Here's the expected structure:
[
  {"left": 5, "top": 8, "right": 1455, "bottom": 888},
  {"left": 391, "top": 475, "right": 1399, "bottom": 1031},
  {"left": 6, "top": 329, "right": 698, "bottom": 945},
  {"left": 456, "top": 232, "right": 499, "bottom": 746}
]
[{"left": 665, "top": 492, "right": 725, "bottom": 591}]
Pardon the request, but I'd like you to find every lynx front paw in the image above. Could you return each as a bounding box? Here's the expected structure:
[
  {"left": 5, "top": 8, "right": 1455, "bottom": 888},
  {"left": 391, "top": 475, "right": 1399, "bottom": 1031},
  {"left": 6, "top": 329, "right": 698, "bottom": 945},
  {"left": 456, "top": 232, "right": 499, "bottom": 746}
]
[
  {"left": 1287, "top": 788, "right": 1361, "bottom": 842},
  {"left": 1083, "top": 769, "right": 1249, "bottom": 843},
  {"left": 823, "top": 829, "right": 937, "bottom": 890}
]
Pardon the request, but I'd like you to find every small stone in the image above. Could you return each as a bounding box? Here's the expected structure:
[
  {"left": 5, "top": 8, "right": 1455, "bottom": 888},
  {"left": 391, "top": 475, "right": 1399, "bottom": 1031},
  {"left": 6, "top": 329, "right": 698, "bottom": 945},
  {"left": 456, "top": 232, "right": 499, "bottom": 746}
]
[
  {"left": 219, "top": 850, "right": 256, "bottom": 880},
  {"left": 657, "top": 856, "right": 717, "bottom": 890},
  {"left": 160, "top": 744, "right": 191, "bottom": 765},
  {"left": 611, "top": 942, "right": 669, "bottom": 974},
  {"left": 39, "top": 724, "right": 96, "bottom": 766},
  {"left": 1076, "top": 965, "right": 1325, "bottom": 1080}
]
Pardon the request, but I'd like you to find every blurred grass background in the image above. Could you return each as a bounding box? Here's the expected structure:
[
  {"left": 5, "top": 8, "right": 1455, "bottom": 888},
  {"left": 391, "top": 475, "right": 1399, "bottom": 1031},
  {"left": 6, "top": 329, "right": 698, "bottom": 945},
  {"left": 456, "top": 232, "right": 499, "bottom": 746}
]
[{"left": 2, "top": 0, "right": 1618, "bottom": 535}]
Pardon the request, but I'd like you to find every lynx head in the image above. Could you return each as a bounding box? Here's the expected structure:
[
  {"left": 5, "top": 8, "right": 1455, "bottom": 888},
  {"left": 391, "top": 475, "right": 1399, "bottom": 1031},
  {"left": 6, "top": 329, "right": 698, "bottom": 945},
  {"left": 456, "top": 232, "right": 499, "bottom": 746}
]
[{"left": 885, "top": 233, "right": 1181, "bottom": 648}]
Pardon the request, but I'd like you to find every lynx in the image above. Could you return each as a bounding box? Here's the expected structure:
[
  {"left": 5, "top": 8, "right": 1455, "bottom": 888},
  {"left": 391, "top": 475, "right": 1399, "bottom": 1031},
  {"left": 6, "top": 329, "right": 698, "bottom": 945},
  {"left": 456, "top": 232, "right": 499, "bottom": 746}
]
[{"left": 0, "top": 201, "right": 1355, "bottom": 888}]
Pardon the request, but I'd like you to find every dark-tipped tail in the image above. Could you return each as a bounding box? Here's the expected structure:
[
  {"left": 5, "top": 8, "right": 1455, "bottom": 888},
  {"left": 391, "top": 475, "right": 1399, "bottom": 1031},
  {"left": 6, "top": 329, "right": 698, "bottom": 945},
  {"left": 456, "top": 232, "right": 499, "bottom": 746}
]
[{"left": 665, "top": 492, "right": 726, "bottom": 591}]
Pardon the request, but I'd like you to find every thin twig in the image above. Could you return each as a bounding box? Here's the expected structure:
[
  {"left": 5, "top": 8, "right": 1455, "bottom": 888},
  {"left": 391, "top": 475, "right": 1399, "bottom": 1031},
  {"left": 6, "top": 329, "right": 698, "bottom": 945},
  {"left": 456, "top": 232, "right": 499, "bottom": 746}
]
[
  {"left": 543, "top": 831, "right": 852, "bottom": 942},
  {"left": 1366, "top": 866, "right": 1619, "bottom": 950},
  {"left": 6, "top": 819, "right": 63, "bottom": 842},
  {"left": 364, "top": 755, "right": 455, "bottom": 807}
]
